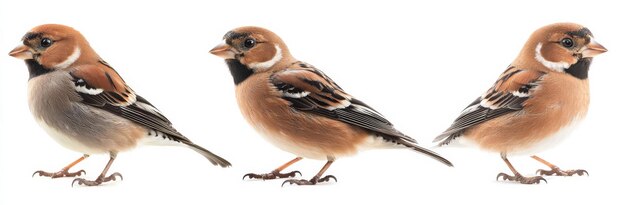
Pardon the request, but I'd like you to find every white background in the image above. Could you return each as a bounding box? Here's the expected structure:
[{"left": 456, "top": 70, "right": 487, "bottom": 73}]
[{"left": 1, "top": 0, "right": 624, "bottom": 204}]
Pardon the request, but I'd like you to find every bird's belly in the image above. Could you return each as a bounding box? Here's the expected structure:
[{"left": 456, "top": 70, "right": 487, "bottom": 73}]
[
  {"left": 251, "top": 123, "right": 332, "bottom": 160},
  {"left": 243, "top": 110, "right": 368, "bottom": 160},
  {"left": 465, "top": 117, "right": 583, "bottom": 155},
  {"left": 34, "top": 118, "right": 105, "bottom": 154},
  {"left": 508, "top": 119, "right": 581, "bottom": 156},
  {"left": 29, "top": 101, "right": 144, "bottom": 154}
]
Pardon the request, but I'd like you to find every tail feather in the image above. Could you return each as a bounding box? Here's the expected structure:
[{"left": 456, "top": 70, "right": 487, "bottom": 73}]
[
  {"left": 184, "top": 142, "right": 232, "bottom": 168},
  {"left": 433, "top": 132, "right": 462, "bottom": 147},
  {"left": 391, "top": 136, "right": 453, "bottom": 167},
  {"left": 377, "top": 133, "right": 454, "bottom": 167},
  {"left": 407, "top": 143, "right": 454, "bottom": 167}
]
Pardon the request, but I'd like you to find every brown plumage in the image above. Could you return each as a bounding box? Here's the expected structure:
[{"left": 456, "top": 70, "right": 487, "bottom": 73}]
[
  {"left": 434, "top": 23, "right": 607, "bottom": 184},
  {"left": 211, "top": 26, "right": 452, "bottom": 186},
  {"left": 9, "top": 24, "right": 230, "bottom": 186}
]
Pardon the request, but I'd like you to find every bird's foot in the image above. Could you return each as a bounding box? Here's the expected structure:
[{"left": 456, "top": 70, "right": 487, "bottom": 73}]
[
  {"left": 497, "top": 173, "right": 546, "bottom": 184},
  {"left": 71, "top": 172, "right": 123, "bottom": 187},
  {"left": 281, "top": 175, "right": 337, "bottom": 186},
  {"left": 32, "top": 169, "right": 86, "bottom": 179},
  {"left": 242, "top": 170, "right": 301, "bottom": 180},
  {"left": 536, "top": 167, "right": 588, "bottom": 176}
]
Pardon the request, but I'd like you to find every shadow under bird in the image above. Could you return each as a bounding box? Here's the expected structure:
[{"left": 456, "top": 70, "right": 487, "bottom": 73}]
[
  {"left": 9, "top": 24, "right": 231, "bottom": 186},
  {"left": 210, "top": 26, "right": 453, "bottom": 186},
  {"left": 433, "top": 22, "right": 607, "bottom": 184}
]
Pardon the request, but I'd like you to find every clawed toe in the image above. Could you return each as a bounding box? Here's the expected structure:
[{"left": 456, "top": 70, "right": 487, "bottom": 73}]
[
  {"left": 317, "top": 175, "right": 337, "bottom": 183},
  {"left": 32, "top": 169, "right": 86, "bottom": 178},
  {"left": 281, "top": 175, "right": 337, "bottom": 187},
  {"left": 281, "top": 179, "right": 311, "bottom": 186},
  {"left": 536, "top": 168, "right": 588, "bottom": 176},
  {"left": 497, "top": 173, "right": 546, "bottom": 184},
  {"left": 572, "top": 169, "right": 589, "bottom": 176},
  {"left": 72, "top": 172, "right": 123, "bottom": 187},
  {"left": 242, "top": 170, "right": 302, "bottom": 180}
]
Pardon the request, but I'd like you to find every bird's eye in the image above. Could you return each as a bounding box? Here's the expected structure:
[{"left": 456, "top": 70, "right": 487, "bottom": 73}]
[
  {"left": 40, "top": 38, "right": 53, "bottom": 48},
  {"left": 560, "top": 38, "right": 574, "bottom": 48},
  {"left": 243, "top": 38, "right": 256, "bottom": 49}
]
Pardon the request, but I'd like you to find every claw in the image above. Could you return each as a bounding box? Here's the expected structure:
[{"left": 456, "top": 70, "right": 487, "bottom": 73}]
[
  {"left": 538, "top": 177, "right": 547, "bottom": 184},
  {"left": 32, "top": 171, "right": 43, "bottom": 178},
  {"left": 281, "top": 179, "right": 311, "bottom": 187},
  {"left": 242, "top": 170, "right": 301, "bottom": 180},
  {"left": 496, "top": 173, "right": 505, "bottom": 181},
  {"left": 71, "top": 172, "right": 123, "bottom": 187},
  {"left": 32, "top": 169, "right": 86, "bottom": 178},
  {"left": 242, "top": 173, "right": 257, "bottom": 180},
  {"left": 318, "top": 175, "right": 337, "bottom": 183},
  {"left": 536, "top": 169, "right": 543, "bottom": 175},
  {"left": 536, "top": 168, "right": 589, "bottom": 177},
  {"left": 281, "top": 180, "right": 294, "bottom": 187},
  {"left": 71, "top": 178, "right": 82, "bottom": 187},
  {"left": 281, "top": 175, "right": 337, "bottom": 187},
  {"left": 496, "top": 172, "right": 546, "bottom": 184},
  {"left": 109, "top": 172, "right": 123, "bottom": 181}
]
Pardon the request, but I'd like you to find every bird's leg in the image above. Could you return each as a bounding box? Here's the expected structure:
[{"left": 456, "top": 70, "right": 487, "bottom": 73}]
[
  {"left": 243, "top": 157, "right": 303, "bottom": 180},
  {"left": 72, "top": 152, "right": 123, "bottom": 187},
  {"left": 496, "top": 153, "right": 546, "bottom": 184},
  {"left": 282, "top": 160, "right": 337, "bottom": 186},
  {"left": 531, "top": 155, "right": 588, "bottom": 176},
  {"left": 32, "top": 154, "right": 89, "bottom": 178}
]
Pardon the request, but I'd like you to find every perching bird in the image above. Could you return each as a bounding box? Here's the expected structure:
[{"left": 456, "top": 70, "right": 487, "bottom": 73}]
[
  {"left": 210, "top": 26, "right": 453, "bottom": 186},
  {"left": 433, "top": 23, "right": 606, "bottom": 184},
  {"left": 9, "top": 24, "right": 231, "bottom": 186}
]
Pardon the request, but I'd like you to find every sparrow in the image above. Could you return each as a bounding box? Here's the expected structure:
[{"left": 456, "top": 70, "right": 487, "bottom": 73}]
[
  {"left": 210, "top": 26, "right": 453, "bottom": 186},
  {"left": 9, "top": 24, "right": 231, "bottom": 186},
  {"left": 433, "top": 23, "right": 607, "bottom": 184}
]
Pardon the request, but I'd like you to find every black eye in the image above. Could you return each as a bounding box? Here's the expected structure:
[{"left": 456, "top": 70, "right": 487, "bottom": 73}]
[
  {"left": 560, "top": 38, "right": 574, "bottom": 48},
  {"left": 40, "top": 38, "right": 53, "bottom": 48},
  {"left": 243, "top": 38, "right": 256, "bottom": 49}
]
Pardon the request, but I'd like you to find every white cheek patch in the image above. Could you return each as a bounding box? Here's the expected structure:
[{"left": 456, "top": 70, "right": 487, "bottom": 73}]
[
  {"left": 53, "top": 46, "right": 81, "bottom": 69},
  {"left": 534, "top": 43, "right": 570, "bottom": 72},
  {"left": 249, "top": 44, "right": 282, "bottom": 70}
]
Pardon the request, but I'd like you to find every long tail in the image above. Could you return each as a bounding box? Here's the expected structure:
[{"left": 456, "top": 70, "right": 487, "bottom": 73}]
[
  {"left": 378, "top": 133, "right": 454, "bottom": 167},
  {"left": 407, "top": 143, "right": 454, "bottom": 167},
  {"left": 184, "top": 142, "right": 232, "bottom": 168}
]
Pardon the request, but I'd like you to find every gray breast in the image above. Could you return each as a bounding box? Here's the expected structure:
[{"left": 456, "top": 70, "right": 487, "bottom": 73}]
[{"left": 27, "top": 71, "right": 143, "bottom": 154}]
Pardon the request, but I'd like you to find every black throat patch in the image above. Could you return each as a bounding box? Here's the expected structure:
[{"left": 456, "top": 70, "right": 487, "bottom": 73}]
[
  {"left": 25, "top": 59, "right": 53, "bottom": 80},
  {"left": 226, "top": 59, "right": 253, "bottom": 85},
  {"left": 566, "top": 58, "right": 591, "bottom": 79}
]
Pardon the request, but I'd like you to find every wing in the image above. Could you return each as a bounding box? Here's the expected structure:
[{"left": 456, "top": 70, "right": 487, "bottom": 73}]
[
  {"left": 433, "top": 66, "right": 546, "bottom": 146},
  {"left": 270, "top": 67, "right": 416, "bottom": 144},
  {"left": 69, "top": 61, "right": 230, "bottom": 167},
  {"left": 70, "top": 61, "right": 188, "bottom": 142}
]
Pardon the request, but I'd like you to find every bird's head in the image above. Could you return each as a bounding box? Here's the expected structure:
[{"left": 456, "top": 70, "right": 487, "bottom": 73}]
[
  {"left": 519, "top": 23, "right": 607, "bottom": 78},
  {"left": 9, "top": 24, "right": 98, "bottom": 71},
  {"left": 210, "top": 26, "right": 293, "bottom": 72}
]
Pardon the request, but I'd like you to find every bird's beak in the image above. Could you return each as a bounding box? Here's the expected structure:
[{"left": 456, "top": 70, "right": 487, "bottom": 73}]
[
  {"left": 9, "top": 44, "right": 33, "bottom": 60},
  {"left": 210, "top": 42, "right": 236, "bottom": 59},
  {"left": 581, "top": 37, "right": 607, "bottom": 58}
]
